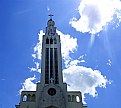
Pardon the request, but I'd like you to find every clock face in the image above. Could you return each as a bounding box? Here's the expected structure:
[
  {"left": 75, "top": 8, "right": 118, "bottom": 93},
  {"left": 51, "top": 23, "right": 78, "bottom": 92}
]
[{"left": 48, "top": 88, "right": 56, "bottom": 96}]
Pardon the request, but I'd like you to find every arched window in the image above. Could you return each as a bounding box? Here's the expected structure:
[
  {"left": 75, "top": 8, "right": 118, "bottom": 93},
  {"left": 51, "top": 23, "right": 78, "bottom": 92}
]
[
  {"left": 27, "top": 94, "right": 31, "bottom": 101},
  {"left": 31, "top": 94, "right": 36, "bottom": 101},
  {"left": 23, "top": 95, "right": 27, "bottom": 101},
  {"left": 72, "top": 95, "right": 76, "bottom": 102},
  {"left": 50, "top": 38, "right": 53, "bottom": 44},
  {"left": 68, "top": 95, "right": 71, "bottom": 102},
  {"left": 76, "top": 95, "right": 80, "bottom": 102},
  {"left": 46, "top": 38, "right": 49, "bottom": 44}
]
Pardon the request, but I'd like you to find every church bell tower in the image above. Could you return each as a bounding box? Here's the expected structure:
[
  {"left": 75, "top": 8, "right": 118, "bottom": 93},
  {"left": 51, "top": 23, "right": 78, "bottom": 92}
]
[
  {"left": 15, "top": 15, "right": 87, "bottom": 108},
  {"left": 41, "top": 14, "right": 63, "bottom": 86}
]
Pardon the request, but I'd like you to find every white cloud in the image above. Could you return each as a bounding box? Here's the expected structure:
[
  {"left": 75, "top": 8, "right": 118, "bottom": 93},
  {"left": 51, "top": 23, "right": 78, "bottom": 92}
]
[
  {"left": 69, "top": 59, "right": 81, "bottom": 66},
  {"left": 63, "top": 60, "right": 111, "bottom": 101},
  {"left": 28, "top": 62, "right": 41, "bottom": 73},
  {"left": 32, "top": 30, "right": 44, "bottom": 60},
  {"left": 70, "top": 0, "right": 121, "bottom": 34},
  {"left": 57, "top": 30, "right": 78, "bottom": 66},
  {"left": 80, "top": 60, "right": 86, "bottom": 63},
  {"left": 29, "top": 31, "right": 44, "bottom": 73},
  {"left": 19, "top": 76, "right": 36, "bottom": 94}
]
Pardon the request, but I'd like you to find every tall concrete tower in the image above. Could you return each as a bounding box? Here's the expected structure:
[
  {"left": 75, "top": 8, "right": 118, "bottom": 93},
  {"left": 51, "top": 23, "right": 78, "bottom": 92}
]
[{"left": 15, "top": 15, "right": 87, "bottom": 108}]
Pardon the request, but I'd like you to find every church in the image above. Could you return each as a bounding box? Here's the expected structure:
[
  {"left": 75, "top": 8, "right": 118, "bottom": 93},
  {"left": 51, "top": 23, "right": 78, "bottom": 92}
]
[{"left": 15, "top": 15, "right": 87, "bottom": 108}]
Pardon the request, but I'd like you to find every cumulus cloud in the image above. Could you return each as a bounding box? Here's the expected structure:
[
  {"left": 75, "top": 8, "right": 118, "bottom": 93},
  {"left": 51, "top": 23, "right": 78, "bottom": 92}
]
[
  {"left": 70, "top": 0, "right": 121, "bottom": 34},
  {"left": 19, "top": 76, "right": 36, "bottom": 94},
  {"left": 61, "top": 53, "right": 111, "bottom": 102},
  {"left": 63, "top": 60, "right": 111, "bottom": 103}
]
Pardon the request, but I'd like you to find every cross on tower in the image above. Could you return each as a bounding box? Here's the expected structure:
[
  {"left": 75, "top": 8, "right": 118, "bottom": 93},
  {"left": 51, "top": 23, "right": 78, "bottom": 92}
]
[
  {"left": 48, "top": 14, "right": 54, "bottom": 19},
  {"left": 50, "top": 78, "right": 54, "bottom": 83}
]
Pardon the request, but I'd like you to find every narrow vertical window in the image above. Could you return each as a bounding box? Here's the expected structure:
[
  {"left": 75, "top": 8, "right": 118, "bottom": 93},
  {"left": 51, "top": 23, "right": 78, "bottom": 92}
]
[
  {"left": 31, "top": 94, "right": 36, "bottom": 101},
  {"left": 27, "top": 94, "right": 31, "bottom": 101},
  {"left": 50, "top": 48, "right": 53, "bottom": 79},
  {"left": 45, "top": 48, "right": 49, "bottom": 84},
  {"left": 50, "top": 38, "right": 53, "bottom": 44},
  {"left": 54, "top": 48, "right": 58, "bottom": 84},
  {"left": 72, "top": 95, "right": 76, "bottom": 102},
  {"left": 54, "top": 38, "right": 57, "bottom": 44},
  {"left": 68, "top": 95, "right": 71, "bottom": 102}
]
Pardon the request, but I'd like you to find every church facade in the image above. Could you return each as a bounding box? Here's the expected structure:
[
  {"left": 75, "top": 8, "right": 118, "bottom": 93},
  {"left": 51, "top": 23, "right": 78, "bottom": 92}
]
[{"left": 15, "top": 16, "right": 87, "bottom": 108}]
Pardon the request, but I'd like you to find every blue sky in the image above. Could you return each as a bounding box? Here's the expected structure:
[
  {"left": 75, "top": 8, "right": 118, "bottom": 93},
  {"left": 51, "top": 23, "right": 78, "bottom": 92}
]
[{"left": 0, "top": 0, "right": 121, "bottom": 108}]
